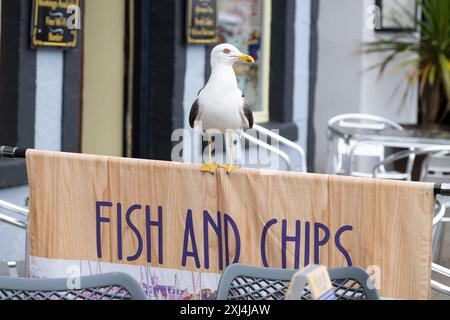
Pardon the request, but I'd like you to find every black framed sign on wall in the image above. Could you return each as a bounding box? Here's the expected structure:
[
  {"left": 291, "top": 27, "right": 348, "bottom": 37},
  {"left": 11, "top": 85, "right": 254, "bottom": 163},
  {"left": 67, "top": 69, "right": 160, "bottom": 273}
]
[
  {"left": 31, "top": 0, "right": 80, "bottom": 49},
  {"left": 375, "top": 0, "right": 418, "bottom": 32},
  {"left": 186, "top": 0, "right": 219, "bottom": 44}
]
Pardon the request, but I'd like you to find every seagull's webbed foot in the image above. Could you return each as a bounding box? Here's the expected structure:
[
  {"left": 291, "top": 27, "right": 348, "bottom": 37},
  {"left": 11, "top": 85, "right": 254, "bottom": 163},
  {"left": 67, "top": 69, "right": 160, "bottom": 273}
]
[
  {"left": 201, "top": 163, "right": 219, "bottom": 174},
  {"left": 220, "top": 164, "right": 241, "bottom": 174}
]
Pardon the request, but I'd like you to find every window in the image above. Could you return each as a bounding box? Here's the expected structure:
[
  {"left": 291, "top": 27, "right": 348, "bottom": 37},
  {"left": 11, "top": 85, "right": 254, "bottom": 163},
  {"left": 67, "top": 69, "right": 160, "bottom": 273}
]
[{"left": 218, "top": 0, "right": 271, "bottom": 123}]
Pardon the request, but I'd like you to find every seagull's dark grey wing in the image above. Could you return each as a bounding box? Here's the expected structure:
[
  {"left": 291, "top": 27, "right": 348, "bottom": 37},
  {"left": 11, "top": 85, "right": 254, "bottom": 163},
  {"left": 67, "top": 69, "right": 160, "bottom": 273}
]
[
  {"left": 240, "top": 98, "right": 254, "bottom": 129},
  {"left": 244, "top": 102, "right": 254, "bottom": 128},
  {"left": 189, "top": 86, "right": 205, "bottom": 128},
  {"left": 189, "top": 99, "right": 200, "bottom": 129}
]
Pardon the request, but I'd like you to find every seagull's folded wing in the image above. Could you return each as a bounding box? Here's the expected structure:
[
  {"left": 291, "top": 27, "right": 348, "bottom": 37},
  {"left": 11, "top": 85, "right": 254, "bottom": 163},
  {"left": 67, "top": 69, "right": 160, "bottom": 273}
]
[{"left": 240, "top": 99, "right": 254, "bottom": 129}]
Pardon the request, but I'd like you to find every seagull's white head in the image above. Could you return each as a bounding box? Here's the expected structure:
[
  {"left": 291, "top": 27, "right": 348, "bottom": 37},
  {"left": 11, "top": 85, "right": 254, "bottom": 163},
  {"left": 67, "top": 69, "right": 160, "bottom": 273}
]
[{"left": 210, "top": 43, "right": 255, "bottom": 68}]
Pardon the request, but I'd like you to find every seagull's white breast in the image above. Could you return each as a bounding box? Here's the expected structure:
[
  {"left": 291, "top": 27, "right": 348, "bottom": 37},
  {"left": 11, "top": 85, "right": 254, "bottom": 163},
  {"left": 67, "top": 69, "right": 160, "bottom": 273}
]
[
  {"left": 198, "top": 90, "right": 243, "bottom": 133},
  {"left": 197, "top": 68, "right": 245, "bottom": 133}
]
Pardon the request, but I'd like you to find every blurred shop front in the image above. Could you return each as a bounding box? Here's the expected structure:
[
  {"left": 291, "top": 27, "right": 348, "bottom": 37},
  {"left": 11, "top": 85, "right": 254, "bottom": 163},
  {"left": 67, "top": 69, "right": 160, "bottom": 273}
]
[
  {"left": 126, "top": 0, "right": 316, "bottom": 165},
  {"left": 0, "top": 0, "right": 317, "bottom": 211}
]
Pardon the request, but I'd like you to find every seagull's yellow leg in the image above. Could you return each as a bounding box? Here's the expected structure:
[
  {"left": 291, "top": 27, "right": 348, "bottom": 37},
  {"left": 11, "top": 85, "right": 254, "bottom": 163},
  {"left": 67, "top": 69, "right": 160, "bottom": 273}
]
[
  {"left": 221, "top": 135, "right": 241, "bottom": 173},
  {"left": 201, "top": 137, "right": 218, "bottom": 174}
]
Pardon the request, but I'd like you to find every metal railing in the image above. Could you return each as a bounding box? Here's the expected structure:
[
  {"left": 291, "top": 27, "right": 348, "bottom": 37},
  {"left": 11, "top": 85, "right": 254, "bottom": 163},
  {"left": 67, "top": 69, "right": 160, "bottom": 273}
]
[
  {"left": 251, "top": 124, "right": 307, "bottom": 172},
  {"left": 241, "top": 132, "right": 294, "bottom": 171},
  {"left": 0, "top": 197, "right": 28, "bottom": 231}
]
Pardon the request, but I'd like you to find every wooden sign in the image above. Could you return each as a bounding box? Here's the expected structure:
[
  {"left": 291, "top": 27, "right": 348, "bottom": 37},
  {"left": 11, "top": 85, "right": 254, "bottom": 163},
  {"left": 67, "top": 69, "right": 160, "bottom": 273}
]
[
  {"left": 26, "top": 150, "right": 435, "bottom": 299},
  {"left": 31, "top": 0, "right": 80, "bottom": 49},
  {"left": 187, "top": 0, "right": 219, "bottom": 44}
]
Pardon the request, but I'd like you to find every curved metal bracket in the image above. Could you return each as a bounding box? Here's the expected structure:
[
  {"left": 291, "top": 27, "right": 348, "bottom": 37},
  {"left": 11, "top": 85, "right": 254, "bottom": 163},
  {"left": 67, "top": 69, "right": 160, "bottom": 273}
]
[
  {"left": 253, "top": 124, "right": 307, "bottom": 172},
  {"left": 241, "top": 132, "right": 293, "bottom": 171},
  {"left": 0, "top": 213, "right": 27, "bottom": 230},
  {"left": 0, "top": 200, "right": 28, "bottom": 217}
]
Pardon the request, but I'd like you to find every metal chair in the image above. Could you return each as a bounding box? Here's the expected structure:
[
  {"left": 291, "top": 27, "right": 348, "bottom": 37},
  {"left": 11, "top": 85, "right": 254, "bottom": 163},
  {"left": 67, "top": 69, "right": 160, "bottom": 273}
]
[
  {"left": 0, "top": 261, "right": 27, "bottom": 278},
  {"left": 326, "top": 113, "right": 408, "bottom": 178},
  {"left": 0, "top": 199, "right": 28, "bottom": 277},
  {"left": 424, "top": 150, "right": 450, "bottom": 296},
  {"left": 421, "top": 149, "right": 450, "bottom": 207},
  {"left": 0, "top": 272, "right": 147, "bottom": 300},
  {"left": 433, "top": 200, "right": 446, "bottom": 260},
  {"left": 373, "top": 146, "right": 450, "bottom": 181},
  {"left": 432, "top": 200, "right": 450, "bottom": 296},
  {"left": 0, "top": 199, "right": 28, "bottom": 230},
  {"left": 217, "top": 264, "right": 380, "bottom": 300},
  {"left": 421, "top": 150, "right": 450, "bottom": 182}
]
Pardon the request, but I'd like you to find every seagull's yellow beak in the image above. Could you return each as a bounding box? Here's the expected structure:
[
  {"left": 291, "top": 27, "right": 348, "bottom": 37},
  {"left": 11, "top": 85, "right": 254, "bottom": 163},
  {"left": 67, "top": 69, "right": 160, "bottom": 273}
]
[{"left": 237, "top": 54, "right": 255, "bottom": 64}]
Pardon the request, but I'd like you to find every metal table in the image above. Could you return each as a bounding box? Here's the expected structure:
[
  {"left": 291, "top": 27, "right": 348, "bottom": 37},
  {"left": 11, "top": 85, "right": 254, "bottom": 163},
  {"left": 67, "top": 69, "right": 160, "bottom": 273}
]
[{"left": 326, "top": 124, "right": 450, "bottom": 176}]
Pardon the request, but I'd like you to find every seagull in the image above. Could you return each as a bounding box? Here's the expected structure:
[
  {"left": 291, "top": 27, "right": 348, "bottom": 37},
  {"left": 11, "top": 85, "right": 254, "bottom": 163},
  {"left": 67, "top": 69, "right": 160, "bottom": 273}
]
[{"left": 189, "top": 43, "right": 254, "bottom": 174}]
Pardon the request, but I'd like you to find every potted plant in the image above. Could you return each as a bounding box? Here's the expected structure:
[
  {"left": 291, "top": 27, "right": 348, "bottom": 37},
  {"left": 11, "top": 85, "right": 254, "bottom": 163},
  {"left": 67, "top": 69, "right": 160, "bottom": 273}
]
[{"left": 363, "top": 0, "right": 450, "bottom": 128}]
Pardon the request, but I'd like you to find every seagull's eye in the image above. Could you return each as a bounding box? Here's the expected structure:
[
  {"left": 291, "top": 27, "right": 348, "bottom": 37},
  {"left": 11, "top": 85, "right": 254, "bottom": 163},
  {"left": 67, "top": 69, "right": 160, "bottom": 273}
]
[{"left": 223, "top": 48, "right": 231, "bottom": 54}]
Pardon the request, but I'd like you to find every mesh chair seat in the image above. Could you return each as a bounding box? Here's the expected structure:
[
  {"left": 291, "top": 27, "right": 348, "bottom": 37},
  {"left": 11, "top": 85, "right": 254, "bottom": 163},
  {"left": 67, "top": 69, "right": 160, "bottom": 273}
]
[
  {"left": 0, "top": 272, "right": 147, "bottom": 300},
  {"left": 1, "top": 285, "right": 133, "bottom": 300},
  {"left": 227, "top": 275, "right": 289, "bottom": 300},
  {"left": 218, "top": 264, "right": 379, "bottom": 300}
]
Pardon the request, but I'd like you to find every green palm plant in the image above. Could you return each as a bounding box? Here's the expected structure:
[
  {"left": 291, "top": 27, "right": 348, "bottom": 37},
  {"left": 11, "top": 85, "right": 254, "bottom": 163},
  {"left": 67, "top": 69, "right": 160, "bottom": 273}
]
[{"left": 363, "top": 0, "right": 450, "bottom": 127}]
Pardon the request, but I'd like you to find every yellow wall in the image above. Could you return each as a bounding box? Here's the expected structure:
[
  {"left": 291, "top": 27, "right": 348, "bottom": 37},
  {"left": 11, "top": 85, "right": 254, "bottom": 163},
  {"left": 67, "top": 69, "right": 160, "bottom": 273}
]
[{"left": 82, "top": 0, "right": 125, "bottom": 156}]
